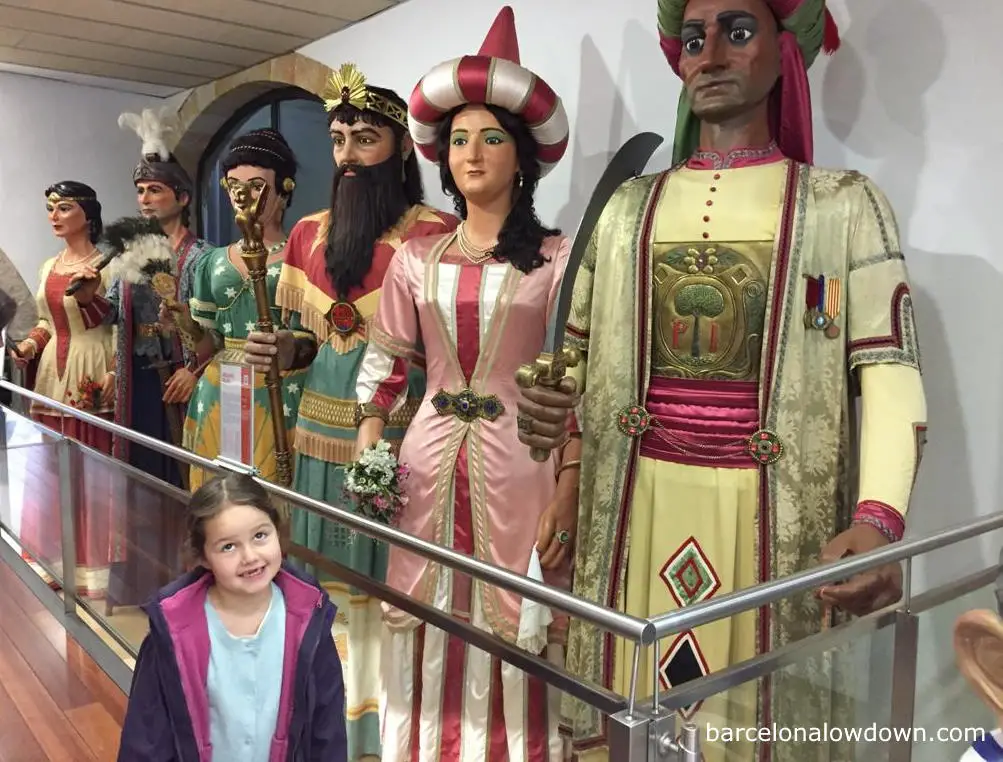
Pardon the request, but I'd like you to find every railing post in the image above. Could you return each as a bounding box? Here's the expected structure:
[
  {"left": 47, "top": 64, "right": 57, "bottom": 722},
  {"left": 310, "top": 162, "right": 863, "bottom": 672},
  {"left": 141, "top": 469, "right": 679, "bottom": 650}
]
[
  {"left": 995, "top": 548, "right": 1003, "bottom": 617},
  {"left": 0, "top": 406, "right": 10, "bottom": 526},
  {"left": 608, "top": 705, "right": 654, "bottom": 762},
  {"left": 887, "top": 610, "right": 919, "bottom": 762},
  {"left": 58, "top": 438, "right": 78, "bottom": 615}
]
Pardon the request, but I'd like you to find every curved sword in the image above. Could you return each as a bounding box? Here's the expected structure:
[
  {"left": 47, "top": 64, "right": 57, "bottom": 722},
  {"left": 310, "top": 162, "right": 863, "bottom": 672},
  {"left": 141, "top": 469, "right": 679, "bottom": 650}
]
[{"left": 517, "top": 131, "right": 664, "bottom": 462}]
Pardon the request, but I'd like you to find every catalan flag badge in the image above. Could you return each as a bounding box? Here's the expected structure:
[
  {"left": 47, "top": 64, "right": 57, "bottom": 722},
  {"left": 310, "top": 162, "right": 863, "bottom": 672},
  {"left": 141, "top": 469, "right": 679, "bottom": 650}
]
[{"left": 803, "top": 274, "right": 841, "bottom": 339}]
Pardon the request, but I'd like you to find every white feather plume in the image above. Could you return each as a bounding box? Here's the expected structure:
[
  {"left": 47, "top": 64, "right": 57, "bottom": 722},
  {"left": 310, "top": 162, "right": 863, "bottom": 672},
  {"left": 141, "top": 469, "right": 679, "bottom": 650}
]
[
  {"left": 106, "top": 234, "right": 176, "bottom": 286},
  {"left": 118, "top": 106, "right": 180, "bottom": 162}
]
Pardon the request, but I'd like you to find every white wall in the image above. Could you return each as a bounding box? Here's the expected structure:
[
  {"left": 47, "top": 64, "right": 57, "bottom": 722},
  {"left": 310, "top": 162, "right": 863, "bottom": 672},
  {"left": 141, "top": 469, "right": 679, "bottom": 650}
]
[
  {"left": 302, "top": 0, "right": 1003, "bottom": 580},
  {"left": 301, "top": 0, "right": 1003, "bottom": 750},
  {"left": 0, "top": 72, "right": 163, "bottom": 289}
]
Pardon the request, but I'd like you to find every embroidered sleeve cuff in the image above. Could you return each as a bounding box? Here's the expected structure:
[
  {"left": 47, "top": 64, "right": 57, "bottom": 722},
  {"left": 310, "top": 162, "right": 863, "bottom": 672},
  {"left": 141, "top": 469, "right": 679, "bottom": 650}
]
[
  {"left": 355, "top": 402, "right": 389, "bottom": 426},
  {"left": 28, "top": 327, "right": 50, "bottom": 352},
  {"left": 370, "top": 323, "right": 418, "bottom": 361},
  {"left": 80, "top": 294, "right": 112, "bottom": 329},
  {"left": 852, "top": 500, "right": 905, "bottom": 544}
]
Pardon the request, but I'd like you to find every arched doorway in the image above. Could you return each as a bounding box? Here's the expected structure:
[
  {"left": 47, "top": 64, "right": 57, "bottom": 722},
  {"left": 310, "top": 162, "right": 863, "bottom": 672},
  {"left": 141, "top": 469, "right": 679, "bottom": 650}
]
[{"left": 196, "top": 85, "right": 333, "bottom": 246}]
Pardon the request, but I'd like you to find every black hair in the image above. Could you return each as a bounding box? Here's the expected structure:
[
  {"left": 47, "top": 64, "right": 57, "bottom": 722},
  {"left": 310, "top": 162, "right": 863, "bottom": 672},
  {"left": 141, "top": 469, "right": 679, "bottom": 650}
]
[
  {"left": 435, "top": 104, "right": 560, "bottom": 274},
  {"left": 186, "top": 473, "right": 283, "bottom": 563},
  {"left": 221, "top": 128, "right": 299, "bottom": 208},
  {"left": 44, "top": 181, "right": 103, "bottom": 244}
]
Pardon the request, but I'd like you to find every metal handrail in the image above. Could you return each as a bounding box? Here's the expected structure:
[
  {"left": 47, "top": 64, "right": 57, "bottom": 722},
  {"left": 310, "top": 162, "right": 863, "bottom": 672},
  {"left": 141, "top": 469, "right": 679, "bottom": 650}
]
[
  {"left": 651, "top": 509, "right": 1003, "bottom": 637},
  {"left": 0, "top": 380, "right": 653, "bottom": 644},
  {"left": 9, "top": 377, "right": 1003, "bottom": 643},
  {"left": 652, "top": 563, "right": 1000, "bottom": 711}
]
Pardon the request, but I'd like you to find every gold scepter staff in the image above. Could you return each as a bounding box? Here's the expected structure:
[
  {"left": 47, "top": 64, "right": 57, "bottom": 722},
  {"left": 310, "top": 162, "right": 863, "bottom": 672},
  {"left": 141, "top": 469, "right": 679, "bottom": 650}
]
[{"left": 231, "top": 181, "right": 293, "bottom": 487}]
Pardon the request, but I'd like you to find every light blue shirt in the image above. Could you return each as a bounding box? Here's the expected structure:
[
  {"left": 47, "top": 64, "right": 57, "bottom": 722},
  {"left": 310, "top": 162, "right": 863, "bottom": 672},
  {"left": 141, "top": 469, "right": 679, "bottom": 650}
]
[{"left": 205, "top": 582, "right": 286, "bottom": 762}]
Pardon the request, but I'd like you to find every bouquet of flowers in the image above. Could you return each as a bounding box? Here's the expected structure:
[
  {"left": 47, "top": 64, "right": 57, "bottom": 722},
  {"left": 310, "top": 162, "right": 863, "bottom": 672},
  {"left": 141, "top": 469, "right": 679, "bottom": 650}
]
[
  {"left": 343, "top": 440, "right": 411, "bottom": 529},
  {"left": 67, "top": 375, "right": 104, "bottom": 410}
]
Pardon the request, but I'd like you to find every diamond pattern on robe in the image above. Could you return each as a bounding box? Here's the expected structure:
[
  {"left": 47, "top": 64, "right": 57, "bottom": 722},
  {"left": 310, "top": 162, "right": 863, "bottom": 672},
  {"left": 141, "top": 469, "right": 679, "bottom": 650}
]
[
  {"left": 658, "top": 630, "right": 710, "bottom": 719},
  {"left": 660, "top": 536, "right": 721, "bottom": 608}
]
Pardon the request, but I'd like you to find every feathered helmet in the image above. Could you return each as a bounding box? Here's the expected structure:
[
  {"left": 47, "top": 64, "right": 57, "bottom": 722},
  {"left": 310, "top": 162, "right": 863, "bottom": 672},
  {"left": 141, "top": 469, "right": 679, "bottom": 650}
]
[
  {"left": 657, "top": 0, "right": 841, "bottom": 165},
  {"left": 119, "top": 107, "right": 194, "bottom": 199},
  {"left": 407, "top": 6, "right": 569, "bottom": 177}
]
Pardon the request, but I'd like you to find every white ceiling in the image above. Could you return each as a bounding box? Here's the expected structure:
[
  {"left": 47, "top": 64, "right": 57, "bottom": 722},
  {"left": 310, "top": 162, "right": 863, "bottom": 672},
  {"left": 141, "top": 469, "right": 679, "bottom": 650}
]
[{"left": 0, "top": 0, "right": 402, "bottom": 96}]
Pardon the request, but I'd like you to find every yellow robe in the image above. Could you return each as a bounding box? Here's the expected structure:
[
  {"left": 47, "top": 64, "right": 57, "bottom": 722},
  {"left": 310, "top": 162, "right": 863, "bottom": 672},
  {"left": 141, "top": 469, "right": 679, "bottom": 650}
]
[{"left": 563, "top": 154, "right": 927, "bottom": 762}]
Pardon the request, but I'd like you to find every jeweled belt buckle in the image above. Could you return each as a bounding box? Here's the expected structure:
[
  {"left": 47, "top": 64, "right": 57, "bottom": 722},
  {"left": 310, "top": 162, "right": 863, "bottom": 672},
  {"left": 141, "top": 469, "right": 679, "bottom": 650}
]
[
  {"left": 431, "top": 388, "right": 504, "bottom": 423},
  {"left": 329, "top": 301, "right": 361, "bottom": 335}
]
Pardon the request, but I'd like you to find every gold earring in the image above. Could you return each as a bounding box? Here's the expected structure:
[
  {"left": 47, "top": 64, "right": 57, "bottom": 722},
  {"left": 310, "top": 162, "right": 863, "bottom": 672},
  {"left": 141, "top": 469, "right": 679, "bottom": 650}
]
[{"left": 282, "top": 177, "right": 296, "bottom": 193}]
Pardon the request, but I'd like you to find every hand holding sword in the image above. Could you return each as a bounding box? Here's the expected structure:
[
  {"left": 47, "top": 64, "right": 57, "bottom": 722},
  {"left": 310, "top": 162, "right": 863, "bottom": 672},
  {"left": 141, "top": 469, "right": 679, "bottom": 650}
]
[{"left": 515, "top": 132, "right": 663, "bottom": 462}]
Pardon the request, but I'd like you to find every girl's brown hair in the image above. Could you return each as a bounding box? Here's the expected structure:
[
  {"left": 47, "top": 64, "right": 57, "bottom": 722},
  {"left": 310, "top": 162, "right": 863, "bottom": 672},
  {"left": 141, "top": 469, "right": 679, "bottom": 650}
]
[{"left": 186, "top": 473, "right": 283, "bottom": 564}]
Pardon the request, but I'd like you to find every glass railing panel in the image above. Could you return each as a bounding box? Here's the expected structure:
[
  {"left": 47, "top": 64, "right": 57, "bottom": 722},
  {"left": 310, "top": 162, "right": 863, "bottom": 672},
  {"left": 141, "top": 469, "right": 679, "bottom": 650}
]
[
  {"left": 909, "top": 576, "right": 999, "bottom": 761},
  {"left": 0, "top": 438, "right": 67, "bottom": 588},
  {"left": 284, "top": 539, "right": 628, "bottom": 761},
  {"left": 2, "top": 403, "right": 62, "bottom": 448},
  {"left": 635, "top": 610, "right": 896, "bottom": 762},
  {"left": 69, "top": 441, "right": 193, "bottom": 655}
]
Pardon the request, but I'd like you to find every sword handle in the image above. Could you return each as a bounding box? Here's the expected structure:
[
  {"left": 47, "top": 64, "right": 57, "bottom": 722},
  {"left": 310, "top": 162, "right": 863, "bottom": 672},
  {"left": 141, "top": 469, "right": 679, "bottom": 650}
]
[{"left": 515, "top": 347, "right": 581, "bottom": 462}]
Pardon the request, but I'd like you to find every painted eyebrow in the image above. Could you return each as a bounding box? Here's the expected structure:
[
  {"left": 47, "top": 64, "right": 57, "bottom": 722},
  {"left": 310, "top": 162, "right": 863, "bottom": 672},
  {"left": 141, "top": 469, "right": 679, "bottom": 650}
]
[
  {"left": 681, "top": 10, "right": 757, "bottom": 31},
  {"left": 331, "top": 126, "right": 381, "bottom": 136},
  {"left": 450, "top": 127, "right": 508, "bottom": 134}
]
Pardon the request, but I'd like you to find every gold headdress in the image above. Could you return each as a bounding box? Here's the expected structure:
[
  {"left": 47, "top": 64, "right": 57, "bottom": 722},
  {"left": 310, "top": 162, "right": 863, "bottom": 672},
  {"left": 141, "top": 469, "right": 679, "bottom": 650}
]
[
  {"left": 46, "top": 190, "right": 94, "bottom": 205},
  {"left": 322, "top": 63, "right": 408, "bottom": 131}
]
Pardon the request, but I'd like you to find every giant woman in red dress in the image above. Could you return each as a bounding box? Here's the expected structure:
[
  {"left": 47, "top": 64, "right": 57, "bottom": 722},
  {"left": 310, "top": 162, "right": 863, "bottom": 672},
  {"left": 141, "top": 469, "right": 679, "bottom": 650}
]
[{"left": 14, "top": 182, "right": 118, "bottom": 599}]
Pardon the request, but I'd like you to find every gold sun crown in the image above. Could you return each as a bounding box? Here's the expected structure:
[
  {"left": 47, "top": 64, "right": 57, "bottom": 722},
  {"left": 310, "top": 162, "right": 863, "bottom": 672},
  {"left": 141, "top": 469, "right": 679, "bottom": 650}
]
[{"left": 322, "top": 62, "right": 407, "bottom": 130}]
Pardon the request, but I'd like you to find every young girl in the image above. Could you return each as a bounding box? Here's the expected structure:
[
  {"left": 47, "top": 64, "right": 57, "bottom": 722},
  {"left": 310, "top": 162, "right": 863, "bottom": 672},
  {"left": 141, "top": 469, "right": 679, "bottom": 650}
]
[{"left": 117, "top": 473, "right": 347, "bottom": 761}]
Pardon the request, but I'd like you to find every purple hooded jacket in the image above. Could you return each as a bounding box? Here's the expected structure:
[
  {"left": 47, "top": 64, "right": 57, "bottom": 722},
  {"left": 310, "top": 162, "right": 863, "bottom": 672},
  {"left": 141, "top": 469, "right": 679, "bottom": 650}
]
[{"left": 116, "top": 562, "right": 347, "bottom": 762}]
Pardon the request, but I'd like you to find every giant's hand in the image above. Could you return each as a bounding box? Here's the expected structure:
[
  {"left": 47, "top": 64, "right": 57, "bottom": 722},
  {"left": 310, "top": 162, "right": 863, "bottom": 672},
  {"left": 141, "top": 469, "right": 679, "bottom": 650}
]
[
  {"left": 817, "top": 524, "right": 902, "bottom": 617},
  {"left": 536, "top": 490, "right": 578, "bottom": 571},
  {"left": 163, "top": 367, "right": 197, "bottom": 405},
  {"left": 515, "top": 377, "right": 578, "bottom": 453},
  {"left": 70, "top": 265, "right": 102, "bottom": 305},
  {"left": 244, "top": 330, "right": 294, "bottom": 371}
]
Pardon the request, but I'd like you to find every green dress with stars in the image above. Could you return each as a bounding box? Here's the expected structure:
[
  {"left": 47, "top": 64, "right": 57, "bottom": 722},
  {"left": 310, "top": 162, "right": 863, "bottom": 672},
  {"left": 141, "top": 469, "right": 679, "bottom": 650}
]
[{"left": 182, "top": 243, "right": 309, "bottom": 491}]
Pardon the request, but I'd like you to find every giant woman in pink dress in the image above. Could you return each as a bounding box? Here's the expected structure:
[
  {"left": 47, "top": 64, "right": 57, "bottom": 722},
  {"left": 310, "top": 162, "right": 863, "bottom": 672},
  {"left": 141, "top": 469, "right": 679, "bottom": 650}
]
[{"left": 354, "top": 7, "right": 575, "bottom": 760}]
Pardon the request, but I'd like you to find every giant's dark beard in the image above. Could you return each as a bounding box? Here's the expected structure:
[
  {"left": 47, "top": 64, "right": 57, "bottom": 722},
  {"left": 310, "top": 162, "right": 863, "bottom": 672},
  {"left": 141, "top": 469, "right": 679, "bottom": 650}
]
[{"left": 325, "top": 153, "right": 410, "bottom": 299}]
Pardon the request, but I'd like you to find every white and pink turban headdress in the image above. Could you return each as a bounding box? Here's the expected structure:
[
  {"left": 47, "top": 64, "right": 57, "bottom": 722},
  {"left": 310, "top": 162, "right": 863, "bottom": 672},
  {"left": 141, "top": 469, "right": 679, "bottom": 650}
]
[{"left": 407, "top": 6, "right": 570, "bottom": 177}]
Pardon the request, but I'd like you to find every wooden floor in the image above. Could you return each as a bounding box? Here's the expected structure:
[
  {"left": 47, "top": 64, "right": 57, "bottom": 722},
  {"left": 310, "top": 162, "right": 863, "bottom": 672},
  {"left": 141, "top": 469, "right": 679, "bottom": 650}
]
[{"left": 0, "top": 560, "right": 125, "bottom": 761}]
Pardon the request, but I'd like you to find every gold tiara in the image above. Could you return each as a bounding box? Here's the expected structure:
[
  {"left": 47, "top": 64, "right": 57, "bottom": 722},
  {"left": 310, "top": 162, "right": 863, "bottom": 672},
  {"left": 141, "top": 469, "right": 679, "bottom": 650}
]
[
  {"left": 322, "top": 63, "right": 407, "bottom": 130},
  {"left": 46, "top": 191, "right": 92, "bottom": 205}
]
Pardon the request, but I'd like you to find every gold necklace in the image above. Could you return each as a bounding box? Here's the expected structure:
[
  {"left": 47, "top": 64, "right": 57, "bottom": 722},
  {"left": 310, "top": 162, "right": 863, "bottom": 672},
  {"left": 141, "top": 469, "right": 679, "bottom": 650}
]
[{"left": 456, "top": 223, "right": 495, "bottom": 264}]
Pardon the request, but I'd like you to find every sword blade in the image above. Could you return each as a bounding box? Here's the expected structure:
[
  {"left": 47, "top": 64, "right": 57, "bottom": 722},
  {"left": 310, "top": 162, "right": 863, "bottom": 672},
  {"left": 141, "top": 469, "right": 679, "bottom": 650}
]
[{"left": 542, "top": 132, "right": 664, "bottom": 355}]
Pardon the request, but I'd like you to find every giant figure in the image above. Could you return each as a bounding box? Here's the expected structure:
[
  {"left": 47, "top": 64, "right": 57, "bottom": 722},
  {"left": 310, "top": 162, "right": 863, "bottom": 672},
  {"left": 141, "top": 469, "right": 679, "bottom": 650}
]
[
  {"left": 242, "top": 64, "right": 457, "bottom": 762},
  {"left": 515, "top": 1, "right": 928, "bottom": 759}
]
